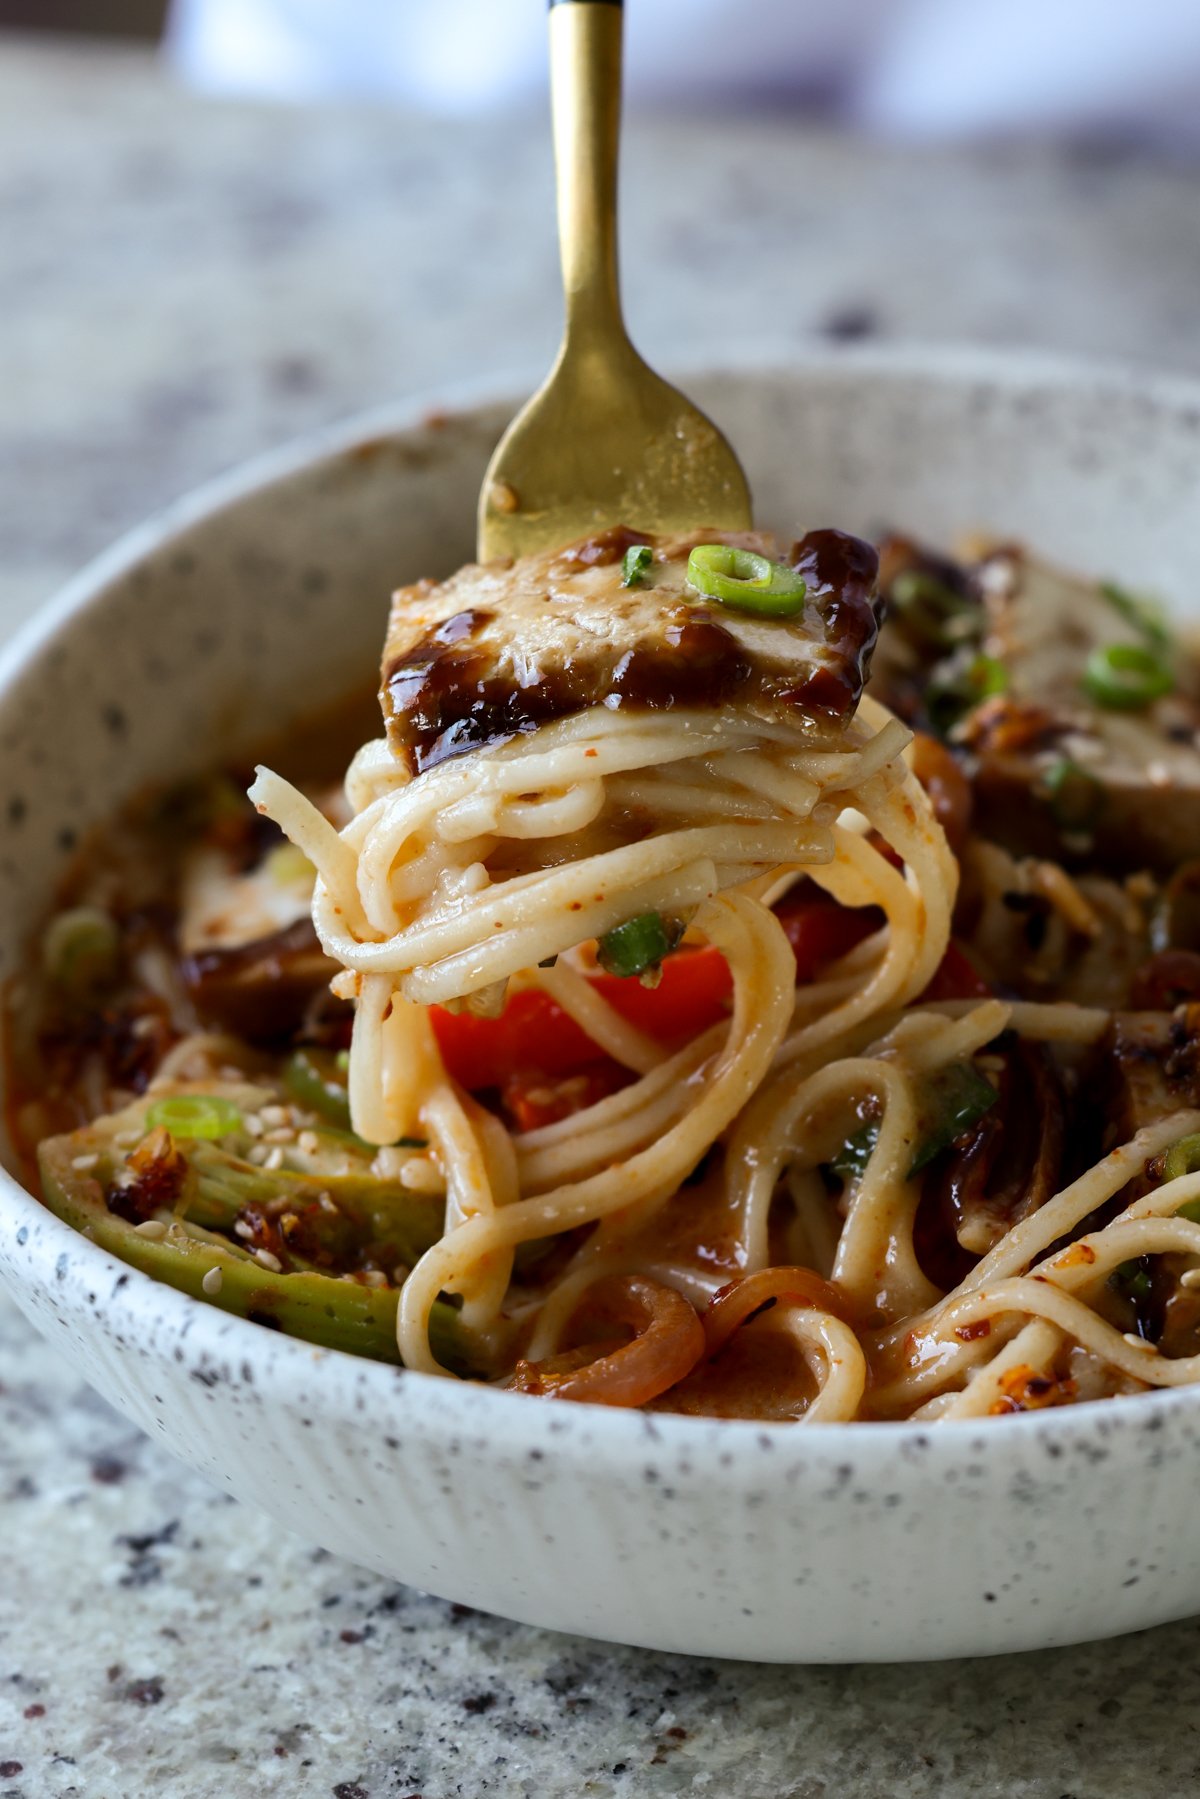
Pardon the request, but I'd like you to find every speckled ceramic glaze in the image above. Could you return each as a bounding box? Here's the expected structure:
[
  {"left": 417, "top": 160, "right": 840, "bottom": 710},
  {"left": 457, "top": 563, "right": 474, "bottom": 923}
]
[{"left": 4, "top": 349, "right": 1200, "bottom": 1664}]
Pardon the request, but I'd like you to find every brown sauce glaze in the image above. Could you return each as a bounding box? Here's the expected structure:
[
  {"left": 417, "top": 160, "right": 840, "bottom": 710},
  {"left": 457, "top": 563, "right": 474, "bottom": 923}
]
[
  {"left": 610, "top": 609, "right": 752, "bottom": 709},
  {"left": 776, "top": 529, "right": 883, "bottom": 719},
  {"left": 554, "top": 524, "right": 651, "bottom": 569}
]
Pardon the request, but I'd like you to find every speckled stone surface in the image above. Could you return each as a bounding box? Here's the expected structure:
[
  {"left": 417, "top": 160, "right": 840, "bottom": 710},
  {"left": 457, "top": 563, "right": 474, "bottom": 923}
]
[{"left": 6, "top": 33, "right": 1200, "bottom": 1797}]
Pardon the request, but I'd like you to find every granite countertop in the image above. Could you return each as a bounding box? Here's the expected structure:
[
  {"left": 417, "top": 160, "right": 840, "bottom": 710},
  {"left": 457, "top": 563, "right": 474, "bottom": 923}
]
[{"left": 4, "top": 34, "right": 1200, "bottom": 1798}]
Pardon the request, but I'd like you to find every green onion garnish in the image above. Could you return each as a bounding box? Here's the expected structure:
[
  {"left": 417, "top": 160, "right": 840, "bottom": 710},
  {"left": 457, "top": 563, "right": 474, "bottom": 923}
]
[
  {"left": 826, "top": 1063, "right": 998, "bottom": 1185},
  {"left": 1110, "top": 1257, "right": 1154, "bottom": 1307},
  {"left": 42, "top": 906, "right": 120, "bottom": 1002},
  {"left": 263, "top": 842, "right": 314, "bottom": 887},
  {"left": 596, "top": 912, "right": 680, "bottom": 980},
  {"left": 1042, "top": 758, "right": 1104, "bottom": 834},
  {"left": 890, "top": 570, "right": 979, "bottom": 649},
  {"left": 1083, "top": 642, "right": 1173, "bottom": 710},
  {"left": 1099, "top": 580, "right": 1171, "bottom": 652},
  {"left": 925, "top": 654, "right": 1008, "bottom": 737},
  {"left": 827, "top": 1122, "right": 880, "bottom": 1183},
  {"left": 144, "top": 1095, "right": 243, "bottom": 1140},
  {"left": 621, "top": 545, "right": 653, "bottom": 588},
  {"left": 686, "top": 545, "right": 807, "bottom": 617},
  {"left": 1163, "top": 1133, "right": 1200, "bottom": 1189},
  {"left": 909, "top": 1061, "right": 999, "bottom": 1175}
]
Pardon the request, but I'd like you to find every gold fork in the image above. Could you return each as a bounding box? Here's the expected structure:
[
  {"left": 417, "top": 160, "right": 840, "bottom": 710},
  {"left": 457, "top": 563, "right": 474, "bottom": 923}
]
[{"left": 477, "top": 0, "right": 752, "bottom": 564}]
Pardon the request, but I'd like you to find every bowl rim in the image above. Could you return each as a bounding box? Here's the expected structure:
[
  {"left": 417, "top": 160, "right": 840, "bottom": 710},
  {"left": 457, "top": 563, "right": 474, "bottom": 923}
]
[{"left": 6, "top": 340, "right": 1200, "bottom": 1467}]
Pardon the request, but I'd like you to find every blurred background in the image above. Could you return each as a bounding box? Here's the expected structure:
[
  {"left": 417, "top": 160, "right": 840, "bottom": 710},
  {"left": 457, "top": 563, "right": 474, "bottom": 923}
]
[{"left": 2, "top": 0, "right": 1199, "bottom": 643}]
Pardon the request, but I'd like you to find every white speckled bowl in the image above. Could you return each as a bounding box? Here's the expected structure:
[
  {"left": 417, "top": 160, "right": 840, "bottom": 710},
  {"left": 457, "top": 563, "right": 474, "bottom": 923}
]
[{"left": 4, "top": 348, "right": 1200, "bottom": 1664}]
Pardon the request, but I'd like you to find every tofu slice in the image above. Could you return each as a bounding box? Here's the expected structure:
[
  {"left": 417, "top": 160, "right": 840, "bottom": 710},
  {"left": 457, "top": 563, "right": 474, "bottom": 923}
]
[
  {"left": 380, "top": 525, "right": 882, "bottom": 772},
  {"left": 869, "top": 540, "right": 1200, "bottom": 873},
  {"left": 969, "top": 549, "right": 1200, "bottom": 873}
]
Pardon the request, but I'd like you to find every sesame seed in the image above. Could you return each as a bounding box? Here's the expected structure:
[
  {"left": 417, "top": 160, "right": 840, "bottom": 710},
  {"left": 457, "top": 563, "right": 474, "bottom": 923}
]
[
  {"left": 297, "top": 1131, "right": 320, "bottom": 1156},
  {"left": 70, "top": 1153, "right": 100, "bottom": 1171},
  {"left": 243, "top": 1113, "right": 265, "bottom": 1139},
  {"left": 391, "top": 1264, "right": 410, "bottom": 1285},
  {"left": 260, "top": 1105, "right": 291, "bottom": 1128},
  {"left": 113, "top": 1131, "right": 141, "bottom": 1149},
  {"left": 263, "top": 1147, "right": 285, "bottom": 1172},
  {"left": 233, "top": 1220, "right": 254, "bottom": 1240},
  {"left": 134, "top": 1220, "right": 168, "bottom": 1240},
  {"left": 254, "top": 1248, "right": 283, "bottom": 1273},
  {"left": 247, "top": 1144, "right": 269, "bottom": 1166},
  {"left": 262, "top": 1127, "right": 296, "bottom": 1145},
  {"left": 362, "top": 1269, "right": 388, "bottom": 1289},
  {"left": 1122, "top": 1332, "right": 1156, "bottom": 1352},
  {"left": 318, "top": 1191, "right": 338, "bottom": 1214},
  {"left": 202, "top": 1267, "right": 223, "bottom": 1296},
  {"left": 131, "top": 1015, "right": 158, "bottom": 1039}
]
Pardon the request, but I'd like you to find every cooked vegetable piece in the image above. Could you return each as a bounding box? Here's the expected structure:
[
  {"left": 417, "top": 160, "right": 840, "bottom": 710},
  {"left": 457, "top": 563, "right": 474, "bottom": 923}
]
[
  {"left": 1083, "top": 642, "right": 1173, "bottom": 711},
  {"left": 1099, "top": 580, "right": 1171, "bottom": 652},
  {"left": 827, "top": 1122, "right": 879, "bottom": 1183},
  {"left": 685, "top": 544, "right": 807, "bottom": 616},
  {"left": 925, "top": 654, "right": 1008, "bottom": 737},
  {"left": 909, "top": 1062, "right": 999, "bottom": 1175},
  {"left": 144, "top": 1094, "right": 242, "bottom": 1139},
  {"left": 42, "top": 906, "right": 120, "bottom": 1002},
  {"left": 824, "top": 1064, "right": 998, "bottom": 1189},
  {"left": 889, "top": 567, "right": 980, "bottom": 650},
  {"left": 284, "top": 1047, "right": 352, "bottom": 1128},
  {"left": 37, "top": 1087, "right": 460, "bottom": 1369},
  {"left": 1163, "top": 1134, "right": 1200, "bottom": 1222},
  {"left": 620, "top": 544, "right": 653, "bottom": 587},
  {"left": 596, "top": 912, "right": 682, "bottom": 980}
]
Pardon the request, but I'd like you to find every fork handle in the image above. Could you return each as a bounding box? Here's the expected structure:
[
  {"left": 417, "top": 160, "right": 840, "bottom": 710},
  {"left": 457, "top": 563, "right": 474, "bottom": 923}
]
[{"left": 548, "top": 0, "right": 626, "bottom": 343}]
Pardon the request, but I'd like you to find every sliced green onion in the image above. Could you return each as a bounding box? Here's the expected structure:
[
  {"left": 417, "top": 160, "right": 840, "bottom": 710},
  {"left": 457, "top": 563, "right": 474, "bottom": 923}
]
[
  {"left": 925, "top": 654, "right": 1009, "bottom": 737},
  {"left": 1083, "top": 642, "right": 1173, "bottom": 711},
  {"left": 890, "top": 569, "right": 980, "bottom": 650},
  {"left": 596, "top": 912, "right": 680, "bottom": 979},
  {"left": 621, "top": 544, "right": 653, "bottom": 588},
  {"left": 42, "top": 906, "right": 120, "bottom": 1002},
  {"left": 686, "top": 545, "right": 807, "bottom": 617},
  {"left": 827, "top": 1122, "right": 880, "bottom": 1183},
  {"left": 1042, "top": 758, "right": 1105, "bottom": 834},
  {"left": 1099, "top": 580, "right": 1171, "bottom": 652},
  {"left": 909, "top": 1061, "right": 999, "bottom": 1175},
  {"left": 1163, "top": 1135, "right": 1200, "bottom": 1215},
  {"left": 263, "top": 842, "right": 314, "bottom": 887},
  {"left": 144, "top": 1095, "right": 243, "bottom": 1140},
  {"left": 1110, "top": 1257, "right": 1154, "bottom": 1306}
]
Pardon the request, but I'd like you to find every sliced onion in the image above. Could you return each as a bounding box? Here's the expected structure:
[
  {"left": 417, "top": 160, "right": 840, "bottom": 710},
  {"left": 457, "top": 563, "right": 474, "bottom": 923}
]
[
  {"left": 510, "top": 1274, "right": 704, "bottom": 1407},
  {"left": 703, "top": 1265, "right": 850, "bottom": 1358}
]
